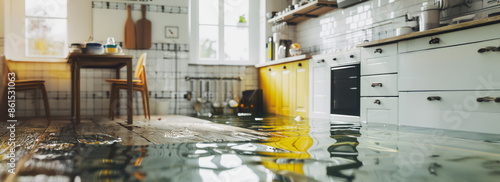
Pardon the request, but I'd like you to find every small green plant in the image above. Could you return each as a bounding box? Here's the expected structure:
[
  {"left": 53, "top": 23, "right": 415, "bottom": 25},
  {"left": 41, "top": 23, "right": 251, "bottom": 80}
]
[{"left": 239, "top": 14, "right": 246, "bottom": 23}]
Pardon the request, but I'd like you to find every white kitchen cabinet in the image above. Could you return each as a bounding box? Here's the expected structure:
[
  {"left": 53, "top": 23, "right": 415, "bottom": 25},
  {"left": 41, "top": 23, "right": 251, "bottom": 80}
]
[
  {"left": 360, "top": 43, "right": 398, "bottom": 125},
  {"left": 360, "top": 97, "right": 398, "bottom": 126},
  {"left": 399, "top": 38, "right": 500, "bottom": 91},
  {"left": 361, "top": 43, "right": 398, "bottom": 76},
  {"left": 361, "top": 74, "right": 398, "bottom": 97},
  {"left": 399, "top": 91, "right": 500, "bottom": 134},
  {"left": 309, "top": 58, "right": 330, "bottom": 119},
  {"left": 398, "top": 23, "right": 500, "bottom": 53}
]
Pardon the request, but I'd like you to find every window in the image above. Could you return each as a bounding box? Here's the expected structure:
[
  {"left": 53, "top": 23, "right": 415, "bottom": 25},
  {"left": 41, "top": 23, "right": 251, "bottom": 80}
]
[
  {"left": 191, "top": 0, "right": 259, "bottom": 65},
  {"left": 25, "top": 0, "right": 68, "bottom": 58}
]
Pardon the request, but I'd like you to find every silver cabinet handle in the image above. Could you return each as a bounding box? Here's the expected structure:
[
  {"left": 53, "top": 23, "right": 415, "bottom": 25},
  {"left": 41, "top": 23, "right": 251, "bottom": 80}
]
[
  {"left": 427, "top": 96, "right": 441, "bottom": 101},
  {"left": 374, "top": 48, "right": 382, "bottom": 54},
  {"left": 374, "top": 100, "right": 381, "bottom": 105},
  {"left": 371, "top": 82, "right": 383, "bottom": 87},
  {"left": 350, "top": 87, "right": 358, "bottom": 90},
  {"left": 477, "top": 97, "right": 495, "bottom": 102},
  {"left": 317, "top": 59, "right": 325, "bottom": 63}
]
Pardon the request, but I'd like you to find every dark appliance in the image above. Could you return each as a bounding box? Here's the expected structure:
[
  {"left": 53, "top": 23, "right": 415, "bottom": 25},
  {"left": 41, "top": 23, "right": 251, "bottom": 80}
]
[
  {"left": 330, "top": 64, "right": 360, "bottom": 117},
  {"left": 238, "top": 89, "right": 263, "bottom": 117}
]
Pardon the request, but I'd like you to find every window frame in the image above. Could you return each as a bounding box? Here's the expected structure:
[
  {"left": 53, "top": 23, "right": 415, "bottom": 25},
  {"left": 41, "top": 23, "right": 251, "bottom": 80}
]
[
  {"left": 24, "top": 0, "right": 68, "bottom": 58},
  {"left": 190, "top": 0, "right": 259, "bottom": 65}
]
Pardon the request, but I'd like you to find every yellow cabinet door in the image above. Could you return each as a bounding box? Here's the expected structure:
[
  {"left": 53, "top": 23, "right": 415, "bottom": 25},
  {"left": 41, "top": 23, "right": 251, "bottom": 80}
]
[
  {"left": 269, "top": 65, "right": 281, "bottom": 114},
  {"left": 293, "top": 60, "right": 309, "bottom": 118},
  {"left": 259, "top": 67, "right": 271, "bottom": 113},
  {"left": 280, "top": 64, "right": 293, "bottom": 116}
]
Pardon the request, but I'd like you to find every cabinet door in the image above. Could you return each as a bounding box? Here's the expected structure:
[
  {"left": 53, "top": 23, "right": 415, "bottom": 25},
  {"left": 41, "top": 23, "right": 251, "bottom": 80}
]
[
  {"left": 259, "top": 67, "right": 271, "bottom": 113},
  {"left": 294, "top": 61, "right": 309, "bottom": 118},
  {"left": 280, "top": 64, "right": 293, "bottom": 116},
  {"left": 360, "top": 97, "right": 398, "bottom": 125},
  {"left": 399, "top": 91, "right": 500, "bottom": 134},
  {"left": 309, "top": 59, "right": 330, "bottom": 119},
  {"left": 268, "top": 65, "right": 280, "bottom": 114},
  {"left": 399, "top": 38, "right": 500, "bottom": 91}
]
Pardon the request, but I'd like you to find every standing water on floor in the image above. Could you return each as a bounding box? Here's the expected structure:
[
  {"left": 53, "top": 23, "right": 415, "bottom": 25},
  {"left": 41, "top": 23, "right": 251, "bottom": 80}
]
[{"left": 2, "top": 115, "right": 500, "bottom": 181}]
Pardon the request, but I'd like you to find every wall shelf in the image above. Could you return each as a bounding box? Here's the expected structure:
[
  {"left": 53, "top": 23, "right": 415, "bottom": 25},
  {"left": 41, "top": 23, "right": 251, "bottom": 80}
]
[
  {"left": 267, "top": 0, "right": 338, "bottom": 25},
  {"left": 255, "top": 54, "right": 311, "bottom": 68}
]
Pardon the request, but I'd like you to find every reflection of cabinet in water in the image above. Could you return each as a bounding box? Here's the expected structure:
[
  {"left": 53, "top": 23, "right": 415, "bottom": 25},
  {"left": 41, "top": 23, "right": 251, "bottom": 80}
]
[{"left": 259, "top": 60, "right": 309, "bottom": 118}]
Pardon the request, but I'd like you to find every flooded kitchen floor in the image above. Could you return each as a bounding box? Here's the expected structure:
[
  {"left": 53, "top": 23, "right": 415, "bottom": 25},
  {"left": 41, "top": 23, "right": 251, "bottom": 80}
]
[{"left": 1, "top": 115, "right": 500, "bottom": 182}]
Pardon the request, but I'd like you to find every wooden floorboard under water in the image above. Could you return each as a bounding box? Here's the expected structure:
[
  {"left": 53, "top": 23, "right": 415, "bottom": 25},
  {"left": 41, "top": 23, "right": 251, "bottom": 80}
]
[{"left": 0, "top": 115, "right": 269, "bottom": 181}]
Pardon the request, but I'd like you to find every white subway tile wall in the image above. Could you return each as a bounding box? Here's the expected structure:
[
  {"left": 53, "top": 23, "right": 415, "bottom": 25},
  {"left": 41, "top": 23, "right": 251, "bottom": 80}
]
[
  {"left": 296, "top": 0, "right": 498, "bottom": 55},
  {"left": 8, "top": 46, "right": 258, "bottom": 118}
]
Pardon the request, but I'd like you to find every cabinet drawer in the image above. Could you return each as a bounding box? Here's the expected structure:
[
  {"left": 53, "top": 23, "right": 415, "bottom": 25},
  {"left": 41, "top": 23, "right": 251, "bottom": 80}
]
[
  {"left": 361, "top": 43, "right": 397, "bottom": 75},
  {"left": 313, "top": 49, "right": 361, "bottom": 67},
  {"left": 361, "top": 74, "right": 398, "bottom": 96},
  {"left": 361, "top": 43, "right": 398, "bottom": 59},
  {"left": 399, "top": 38, "right": 500, "bottom": 91},
  {"left": 399, "top": 23, "right": 500, "bottom": 53},
  {"left": 360, "top": 97, "right": 398, "bottom": 125},
  {"left": 399, "top": 91, "right": 500, "bottom": 134}
]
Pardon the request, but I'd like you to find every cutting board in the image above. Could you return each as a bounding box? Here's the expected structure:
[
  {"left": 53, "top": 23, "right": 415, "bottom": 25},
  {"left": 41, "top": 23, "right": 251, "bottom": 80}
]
[
  {"left": 124, "top": 4, "right": 136, "bottom": 49},
  {"left": 136, "top": 5, "right": 152, "bottom": 49}
]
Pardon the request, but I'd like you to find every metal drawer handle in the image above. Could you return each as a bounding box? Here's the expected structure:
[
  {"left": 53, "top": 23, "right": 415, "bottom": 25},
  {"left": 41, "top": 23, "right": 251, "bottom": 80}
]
[
  {"left": 350, "top": 55, "right": 355, "bottom": 58},
  {"left": 333, "top": 57, "right": 337, "bottom": 61},
  {"left": 268, "top": 68, "right": 271, "bottom": 71},
  {"left": 477, "top": 46, "right": 500, "bottom": 53},
  {"left": 371, "top": 82, "right": 383, "bottom": 87},
  {"left": 427, "top": 96, "right": 441, "bottom": 101},
  {"left": 350, "top": 87, "right": 358, "bottom": 90},
  {"left": 298, "top": 63, "right": 302, "bottom": 67},
  {"left": 429, "top": 37, "right": 440, "bottom": 44},
  {"left": 477, "top": 97, "right": 495, "bottom": 102},
  {"left": 283, "top": 66, "right": 286, "bottom": 69},
  {"left": 317, "top": 59, "right": 325, "bottom": 63},
  {"left": 374, "top": 100, "right": 381, "bottom": 105},
  {"left": 374, "top": 48, "right": 383, "bottom": 54}
]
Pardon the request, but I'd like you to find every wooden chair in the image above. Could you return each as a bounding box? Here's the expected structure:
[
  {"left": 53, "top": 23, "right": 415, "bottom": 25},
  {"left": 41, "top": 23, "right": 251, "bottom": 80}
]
[
  {"left": 0, "top": 55, "right": 51, "bottom": 121},
  {"left": 107, "top": 53, "right": 150, "bottom": 120}
]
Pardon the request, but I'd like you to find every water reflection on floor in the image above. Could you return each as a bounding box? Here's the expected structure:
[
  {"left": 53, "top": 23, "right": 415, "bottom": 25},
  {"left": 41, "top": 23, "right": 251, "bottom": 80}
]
[{"left": 5, "top": 115, "right": 500, "bottom": 182}]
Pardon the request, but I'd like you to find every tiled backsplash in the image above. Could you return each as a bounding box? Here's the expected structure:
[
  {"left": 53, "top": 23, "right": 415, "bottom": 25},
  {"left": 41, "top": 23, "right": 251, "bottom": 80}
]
[
  {"left": 295, "top": 0, "right": 500, "bottom": 55},
  {"left": 7, "top": 47, "right": 258, "bottom": 118}
]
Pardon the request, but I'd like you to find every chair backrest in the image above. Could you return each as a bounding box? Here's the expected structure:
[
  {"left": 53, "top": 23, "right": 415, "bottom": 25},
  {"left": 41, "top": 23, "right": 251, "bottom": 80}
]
[
  {"left": 135, "top": 53, "right": 148, "bottom": 86},
  {"left": 134, "top": 53, "right": 147, "bottom": 79}
]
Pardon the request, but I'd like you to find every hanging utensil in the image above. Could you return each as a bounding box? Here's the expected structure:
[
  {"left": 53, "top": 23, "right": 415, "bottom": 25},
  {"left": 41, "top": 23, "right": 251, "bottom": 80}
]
[
  {"left": 194, "top": 80, "right": 202, "bottom": 115},
  {"left": 228, "top": 80, "right": 238, "bottom": 108}
]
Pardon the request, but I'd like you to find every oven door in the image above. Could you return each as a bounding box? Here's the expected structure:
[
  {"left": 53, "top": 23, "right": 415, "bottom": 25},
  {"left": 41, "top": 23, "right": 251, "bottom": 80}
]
[{"left": 331, "top": 65, "right": 360, "bottom": 120}]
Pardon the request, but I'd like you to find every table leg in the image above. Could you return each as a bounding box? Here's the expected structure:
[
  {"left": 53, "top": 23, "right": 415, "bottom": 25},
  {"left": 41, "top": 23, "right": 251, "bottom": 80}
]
[
  {"left": 116, "top": 68, "right": 121, "bottom": 116},
  {"left": 127, "top": 61, "right": 133, "bottom": 124},
  {"left": 76, "top": 62, "right": 81, "bottom": 124},
  {"left": 71, "top": 61, "right": 75, "bottom": 122}
]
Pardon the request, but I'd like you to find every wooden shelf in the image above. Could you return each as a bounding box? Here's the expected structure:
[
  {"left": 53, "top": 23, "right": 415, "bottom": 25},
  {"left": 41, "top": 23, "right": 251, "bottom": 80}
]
[
  {"left": 267, "top": 0, "right": 338, "bottom": 25},
  {"left": 255, "top": 54, "right": 312, "bottom": 68}
]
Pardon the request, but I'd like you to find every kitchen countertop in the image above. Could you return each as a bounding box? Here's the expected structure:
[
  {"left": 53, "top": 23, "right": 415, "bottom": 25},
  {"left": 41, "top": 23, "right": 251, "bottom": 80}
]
[
  {"left": 255, "top": 54, "right": 311, "bottom": 68},
  {"left": 357, "top": 15, "right": 500, "bottom": 47}
]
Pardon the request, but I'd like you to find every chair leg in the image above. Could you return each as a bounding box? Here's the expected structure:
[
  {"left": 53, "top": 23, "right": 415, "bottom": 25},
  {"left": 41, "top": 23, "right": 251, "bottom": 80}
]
[
  {"left": 144, "top": 88, "right": 151, "bottom": 119},
  {"left": 40, "top": 84, "right": 51, "bottom": 122},
  {"left": 141, "top": 90, "right": 147, "bottom": 119}
]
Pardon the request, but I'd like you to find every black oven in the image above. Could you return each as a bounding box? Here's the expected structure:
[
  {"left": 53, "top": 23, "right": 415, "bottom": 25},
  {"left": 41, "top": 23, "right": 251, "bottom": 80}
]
[{"left": 331, "top": 64, "right": 360, "bottom": 117}]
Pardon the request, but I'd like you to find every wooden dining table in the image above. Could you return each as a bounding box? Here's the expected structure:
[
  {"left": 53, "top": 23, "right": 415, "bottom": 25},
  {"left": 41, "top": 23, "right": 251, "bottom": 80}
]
[{"left": 67, "top": 53, "right": 135, "bottom": 124}]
